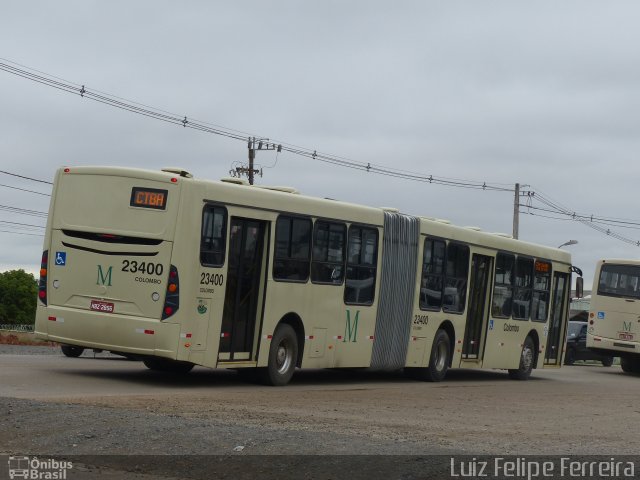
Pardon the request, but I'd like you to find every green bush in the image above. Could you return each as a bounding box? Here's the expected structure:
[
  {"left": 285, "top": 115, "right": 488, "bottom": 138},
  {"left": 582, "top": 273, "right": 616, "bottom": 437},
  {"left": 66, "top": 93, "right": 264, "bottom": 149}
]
[{"left": 0, "top": 269, "right": 38, "bottom": 325}]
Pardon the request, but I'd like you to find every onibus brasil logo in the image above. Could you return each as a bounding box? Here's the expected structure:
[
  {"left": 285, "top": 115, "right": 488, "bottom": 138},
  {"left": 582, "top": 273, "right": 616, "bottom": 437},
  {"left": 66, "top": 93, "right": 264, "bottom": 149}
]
[{"left": 8, "top": 456, "right": 72, "bottom": 479}]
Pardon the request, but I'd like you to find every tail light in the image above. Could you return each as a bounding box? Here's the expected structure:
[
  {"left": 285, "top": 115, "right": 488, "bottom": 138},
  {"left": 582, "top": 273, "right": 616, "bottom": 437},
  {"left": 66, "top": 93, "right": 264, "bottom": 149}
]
[
  {"left": 38, "top": 251, "right": 48, "bottom": 305},
  {"left": 162, "top": 265, "right": 179, "bottom": 320}
]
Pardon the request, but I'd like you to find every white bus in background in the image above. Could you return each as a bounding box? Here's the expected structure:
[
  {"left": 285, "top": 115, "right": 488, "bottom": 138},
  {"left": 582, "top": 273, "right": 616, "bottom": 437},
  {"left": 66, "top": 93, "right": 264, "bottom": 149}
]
[
  {"left": 587, "top": 259, "right": 640, "bottom": 373},
  {"left": 35, "top": 166, "right": 578, "bottom": 386}
]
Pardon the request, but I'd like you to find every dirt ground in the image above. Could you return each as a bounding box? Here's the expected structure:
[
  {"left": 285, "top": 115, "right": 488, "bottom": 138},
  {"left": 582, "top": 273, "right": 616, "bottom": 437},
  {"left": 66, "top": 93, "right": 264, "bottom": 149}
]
[{"left": 1, "top": 346, "right": 639, "bottom": 479}]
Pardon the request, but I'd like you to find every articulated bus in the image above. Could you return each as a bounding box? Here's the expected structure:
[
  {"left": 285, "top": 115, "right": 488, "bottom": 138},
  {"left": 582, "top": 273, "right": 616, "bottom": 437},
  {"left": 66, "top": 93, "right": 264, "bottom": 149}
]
[
  {"left": 587, "top": 259, "right": 640, "bottom": 373},
  {"left": 35, "top": 166, "right": 576, "bottom": 386}
]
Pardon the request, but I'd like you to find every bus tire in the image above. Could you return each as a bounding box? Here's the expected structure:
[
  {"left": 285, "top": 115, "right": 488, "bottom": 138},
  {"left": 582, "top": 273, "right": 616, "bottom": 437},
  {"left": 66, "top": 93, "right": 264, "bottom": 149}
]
[
  {"left": 564, "top": 348, "right": 576, "bottom": 365},
  {"left": 425, "top": 329, "right": 450, "bottom": 382},
  {"left": 508, "top": 336, "right": 535, "bottom": 380},
  {"left": 143, "top": 357, "right": 194, "bottom": 374},
  {"left": 260, "top": 323, "right": 298, "bottom": 386},
  {"left": 61, "top": 345, "right": 84, "bottom": 358},
  {"left": 601, "top": 357, "right": 614, "bottom": 367},
  {"left": 620, "top": 357, "right": 640, "bottom": 373}
]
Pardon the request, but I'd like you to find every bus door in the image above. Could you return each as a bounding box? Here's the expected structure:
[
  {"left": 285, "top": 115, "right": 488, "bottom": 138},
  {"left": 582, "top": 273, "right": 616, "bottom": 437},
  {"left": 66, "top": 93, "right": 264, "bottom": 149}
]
[
  {"left": 544, "top": 272, "right": 569, "bottom": 365},
  {"left": 218, "top": 217, "right": 267, "bottom": 362},
  {"left": 462, "top": 254, "right": 493, "bottom": 359}
]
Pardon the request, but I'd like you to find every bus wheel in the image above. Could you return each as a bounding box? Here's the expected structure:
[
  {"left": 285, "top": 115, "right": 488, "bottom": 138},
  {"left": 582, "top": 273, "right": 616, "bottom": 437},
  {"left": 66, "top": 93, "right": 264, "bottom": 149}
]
[
  {"left": 601, "top": 357, "right": 614, "bottom": 367},
  {"left": 260, "top": 324, "right": 298, "bottom": 386},
  {"left": 620, "top": 357, "right": 640, "bottom": 373},
  {"left": 143, "top": 357, "right": 194, "bottom": 374},
  {"left": 564, "top": 348, "right": 576, "bottom": 365},
  {"left": 425, "top": 329, "right": 451, "bottom": 382},
  {"left": 61, "top": 345, "right": 84, "bottom": 358},
  {"left": 508, "top": 336, "right": 535, "bottom": 380}
]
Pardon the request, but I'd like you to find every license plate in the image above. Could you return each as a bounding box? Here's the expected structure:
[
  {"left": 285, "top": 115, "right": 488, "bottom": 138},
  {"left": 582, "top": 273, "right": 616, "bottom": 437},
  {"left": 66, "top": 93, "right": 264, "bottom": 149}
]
[{"left": 90, "top": 300, "right": 115, "bottom": 313}]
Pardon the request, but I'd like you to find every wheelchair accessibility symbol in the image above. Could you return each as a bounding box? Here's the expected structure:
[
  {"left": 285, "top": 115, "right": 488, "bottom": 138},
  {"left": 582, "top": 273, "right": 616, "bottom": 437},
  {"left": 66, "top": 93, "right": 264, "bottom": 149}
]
[{"left": 55, "top": 252, "right": 67, "bottom": 266}]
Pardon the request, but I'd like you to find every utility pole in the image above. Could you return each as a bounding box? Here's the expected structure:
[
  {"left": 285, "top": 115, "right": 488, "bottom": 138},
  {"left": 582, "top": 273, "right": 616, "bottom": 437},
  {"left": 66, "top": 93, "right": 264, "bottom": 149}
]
[
  {"left": 231, "top": 137, "right": 281, "bottom": 185},
  {"left": 513, "top": 182, "right": 520, "bottom": 239},
  {"left": 248, "top": 138, "right": 256, "bottom": 185}
]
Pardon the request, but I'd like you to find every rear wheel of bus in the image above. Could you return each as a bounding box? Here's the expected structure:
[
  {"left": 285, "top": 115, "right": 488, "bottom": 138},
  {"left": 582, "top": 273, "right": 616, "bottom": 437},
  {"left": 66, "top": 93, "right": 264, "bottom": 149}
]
[
  {"left": 508, "top": 336, "right": 535, "bottom": 380},
  {"left": 621, "top": 357, "right": 640, "bottom": 374},
  {"left": 260, "top": 323, "right": 298, "bottom": 386},
  {"left": 60, "top": 345, "right": 84, "bottom": 358}
]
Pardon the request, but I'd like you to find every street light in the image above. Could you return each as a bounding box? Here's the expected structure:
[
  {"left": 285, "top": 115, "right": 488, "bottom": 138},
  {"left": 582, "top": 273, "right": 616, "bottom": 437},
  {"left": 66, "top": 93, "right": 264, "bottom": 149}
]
[{"left": 558, "top": 240, "right": 578, "bottom": 248}]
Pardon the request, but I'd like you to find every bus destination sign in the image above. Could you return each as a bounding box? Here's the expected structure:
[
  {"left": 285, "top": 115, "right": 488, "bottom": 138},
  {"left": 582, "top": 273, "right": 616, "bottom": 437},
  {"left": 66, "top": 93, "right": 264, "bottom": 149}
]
[{"left": 130, "top": 187, "right": 168, "bottom": 210}]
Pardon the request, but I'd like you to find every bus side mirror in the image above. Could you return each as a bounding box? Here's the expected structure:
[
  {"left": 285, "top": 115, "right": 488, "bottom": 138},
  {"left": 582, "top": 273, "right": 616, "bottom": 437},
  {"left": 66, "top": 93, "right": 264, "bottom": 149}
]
[{"left": 575, "top": 277, "right": 584, "bottom": 299}]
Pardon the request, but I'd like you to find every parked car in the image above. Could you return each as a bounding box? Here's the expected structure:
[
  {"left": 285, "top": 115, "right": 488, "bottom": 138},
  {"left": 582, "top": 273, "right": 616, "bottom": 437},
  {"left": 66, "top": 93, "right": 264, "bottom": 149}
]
[{"left": 565, "top": 320, "right": 614, "bottom": 366}]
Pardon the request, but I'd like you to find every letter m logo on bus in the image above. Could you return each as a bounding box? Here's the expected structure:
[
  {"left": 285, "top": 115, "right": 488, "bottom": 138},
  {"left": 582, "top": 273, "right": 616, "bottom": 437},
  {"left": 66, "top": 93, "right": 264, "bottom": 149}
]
[
  {"left": 344, "top": 310, "right": 360, "bottom": 343},
  {"left": 97, "top": 265, "right": 113, "bottom": 286}
]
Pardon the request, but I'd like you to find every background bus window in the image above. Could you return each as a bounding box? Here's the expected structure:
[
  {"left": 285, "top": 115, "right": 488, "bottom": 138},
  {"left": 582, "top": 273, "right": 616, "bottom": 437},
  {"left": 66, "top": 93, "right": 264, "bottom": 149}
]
[
  {"left": 598, "top": 264, "right": 640, "bottom": 299},
  {"left": 443, "top": 243, "right": 469, "bottom": 313},
  {"left": 513, "top": 257, "right": 533, "bottom": 320},
  {"left": 420, "top": 238, "right": 445, "bottom": 310},
  {"left": 200, "top": 206, "right": 227, "bottom": 267},
  {"left": 273, "top": 216, "right": 312, "bottom": 282},
  {"left": 344, "top": 226, "right": 378, "bottom": 305},
  {"left": 532, "top": 261, "right": 551, "bottom": 322},
  {"left": 311, "top": 221, "right": 346, "bottom": 284},
  {"left": 492, "top": 253, "right": 514, "bottom": 318}
]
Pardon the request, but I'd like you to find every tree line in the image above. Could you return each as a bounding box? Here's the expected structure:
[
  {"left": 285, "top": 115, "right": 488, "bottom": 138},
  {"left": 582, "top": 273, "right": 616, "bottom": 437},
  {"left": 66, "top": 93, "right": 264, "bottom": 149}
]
[{"left": 0, "top": 270, "right": 37, "bottom": 325}]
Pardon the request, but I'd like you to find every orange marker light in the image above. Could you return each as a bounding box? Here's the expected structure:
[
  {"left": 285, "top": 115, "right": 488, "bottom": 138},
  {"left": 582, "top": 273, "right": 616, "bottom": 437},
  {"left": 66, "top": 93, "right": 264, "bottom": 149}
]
[
  {"left": 168, "top": 284, "right": 177, "bottom": 293},
  {"left": 40, "top": 268, "right": 47, "bottom": 277}
]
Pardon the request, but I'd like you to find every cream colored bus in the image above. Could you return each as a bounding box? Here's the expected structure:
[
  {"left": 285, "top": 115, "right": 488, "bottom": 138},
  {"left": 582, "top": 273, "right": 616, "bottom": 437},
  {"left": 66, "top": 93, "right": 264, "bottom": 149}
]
[
  {"left": 587, "top": 259, "right": 640, "bottom": 373},
  {"left": 35, "top": 166, "right": 576, "bottom": 385}
]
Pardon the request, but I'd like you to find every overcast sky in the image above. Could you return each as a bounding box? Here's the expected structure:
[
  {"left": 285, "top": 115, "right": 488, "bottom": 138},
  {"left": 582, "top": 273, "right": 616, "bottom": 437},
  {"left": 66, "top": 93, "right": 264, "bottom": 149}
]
[{"left": 2, "top": 1, "right": 640, "bottom": 288}]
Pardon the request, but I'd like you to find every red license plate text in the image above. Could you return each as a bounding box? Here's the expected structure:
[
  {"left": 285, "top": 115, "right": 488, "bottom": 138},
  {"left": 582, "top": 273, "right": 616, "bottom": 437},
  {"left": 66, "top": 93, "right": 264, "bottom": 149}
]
[{"left": 90, "top": 300, "right": 114, "bottom": 313}]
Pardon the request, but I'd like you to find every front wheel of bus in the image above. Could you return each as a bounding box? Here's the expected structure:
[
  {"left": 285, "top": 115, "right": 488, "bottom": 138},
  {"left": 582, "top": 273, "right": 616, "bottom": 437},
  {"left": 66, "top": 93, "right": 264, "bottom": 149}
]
[
  {"left": 508, "top": 336, "right": 535, "bottom": 380},
  {"left": 260, "top": 324, "right": 298, "bottom": 386},
  {"left": 61, "top": 345, "right": 84, "bottom": 358}
]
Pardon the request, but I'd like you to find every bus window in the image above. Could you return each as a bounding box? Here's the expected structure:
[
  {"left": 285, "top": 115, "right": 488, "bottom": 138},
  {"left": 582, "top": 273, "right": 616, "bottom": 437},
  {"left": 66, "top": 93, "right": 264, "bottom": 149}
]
[
  {"left": 273, "top": 216, "right": 312, "bottom": 282},
  {"left": 532, "top": 261, "right": 551, "bottom": 322},
  {"left": 492, "top": 253, "right": 514, "bottom": 318},
  {"left": 420, "top": 238, "right": 445, "bottom": 310},
  {"left": 311, "top": 221, "right": 346, "bottom": 285},
  {"left": 513, "top": 257, "right": 533, "bottom": 320},
  {"left": 598, "top": 264, "right": 640, "bottom": 299},
  {"left": 443, "top": 243, "right": 469, "bottom": 313},
  {"left": 200, "top": 205, "right": 227, "bottom": 267},
  {"left": 344, "top": 226, "right": 378, "bottom": 305}
]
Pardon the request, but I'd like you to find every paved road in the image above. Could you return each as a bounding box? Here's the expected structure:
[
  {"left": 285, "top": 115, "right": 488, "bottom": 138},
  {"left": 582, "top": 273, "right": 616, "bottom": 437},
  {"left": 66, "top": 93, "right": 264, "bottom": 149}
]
[{"left": 1, "top": 346, "right": 639, "bottom": 478}]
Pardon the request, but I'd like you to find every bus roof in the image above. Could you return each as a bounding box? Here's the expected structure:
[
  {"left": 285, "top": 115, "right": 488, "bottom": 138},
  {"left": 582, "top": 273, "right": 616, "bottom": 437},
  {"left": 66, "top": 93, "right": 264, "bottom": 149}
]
[{"left": 57, "top": 166, "right": 572, "bottom": 265}]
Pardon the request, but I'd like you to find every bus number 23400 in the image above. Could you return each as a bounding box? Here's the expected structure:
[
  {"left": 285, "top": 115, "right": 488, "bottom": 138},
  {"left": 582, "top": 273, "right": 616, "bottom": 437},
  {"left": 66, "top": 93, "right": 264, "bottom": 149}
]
[{"left": 200, "top": 273, "right": 224, "bottom": 286}]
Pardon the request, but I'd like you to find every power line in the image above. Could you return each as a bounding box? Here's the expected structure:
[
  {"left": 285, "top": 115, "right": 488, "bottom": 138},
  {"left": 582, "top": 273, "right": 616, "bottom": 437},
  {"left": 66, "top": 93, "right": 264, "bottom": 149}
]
[
  {"left": 0, "top": 220, "right": 45, "bottom": 230},
  {"left": 0, "top": 59, "right": 512, "bottom": 193},
  {"left": 0, "top": 204, "right": 48, "bottom": 218},
  {"left": 3, "top": 58, "right": 639, "bottom": 247},
  {"left": 0, "top": 183, "right": 50, "bottom": 196},
  {"left": 0, "top": 169, "right": 52, "bottom": 185},
  {"left": 0, "top": 229, "right": 43, "bottom": 237},
  {"left": 524, "top": 188, "right": 640, "bottom": 247}
]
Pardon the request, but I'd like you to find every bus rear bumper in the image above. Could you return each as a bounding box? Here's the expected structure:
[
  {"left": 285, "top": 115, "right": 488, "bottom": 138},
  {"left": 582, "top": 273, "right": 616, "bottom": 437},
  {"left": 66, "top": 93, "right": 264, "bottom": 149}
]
[
  {"left": 34, "top": 305, "right": 179, "bottom": 359},
  {"left": 587, "top": 334, "right": 639, "bottom": 356}
]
